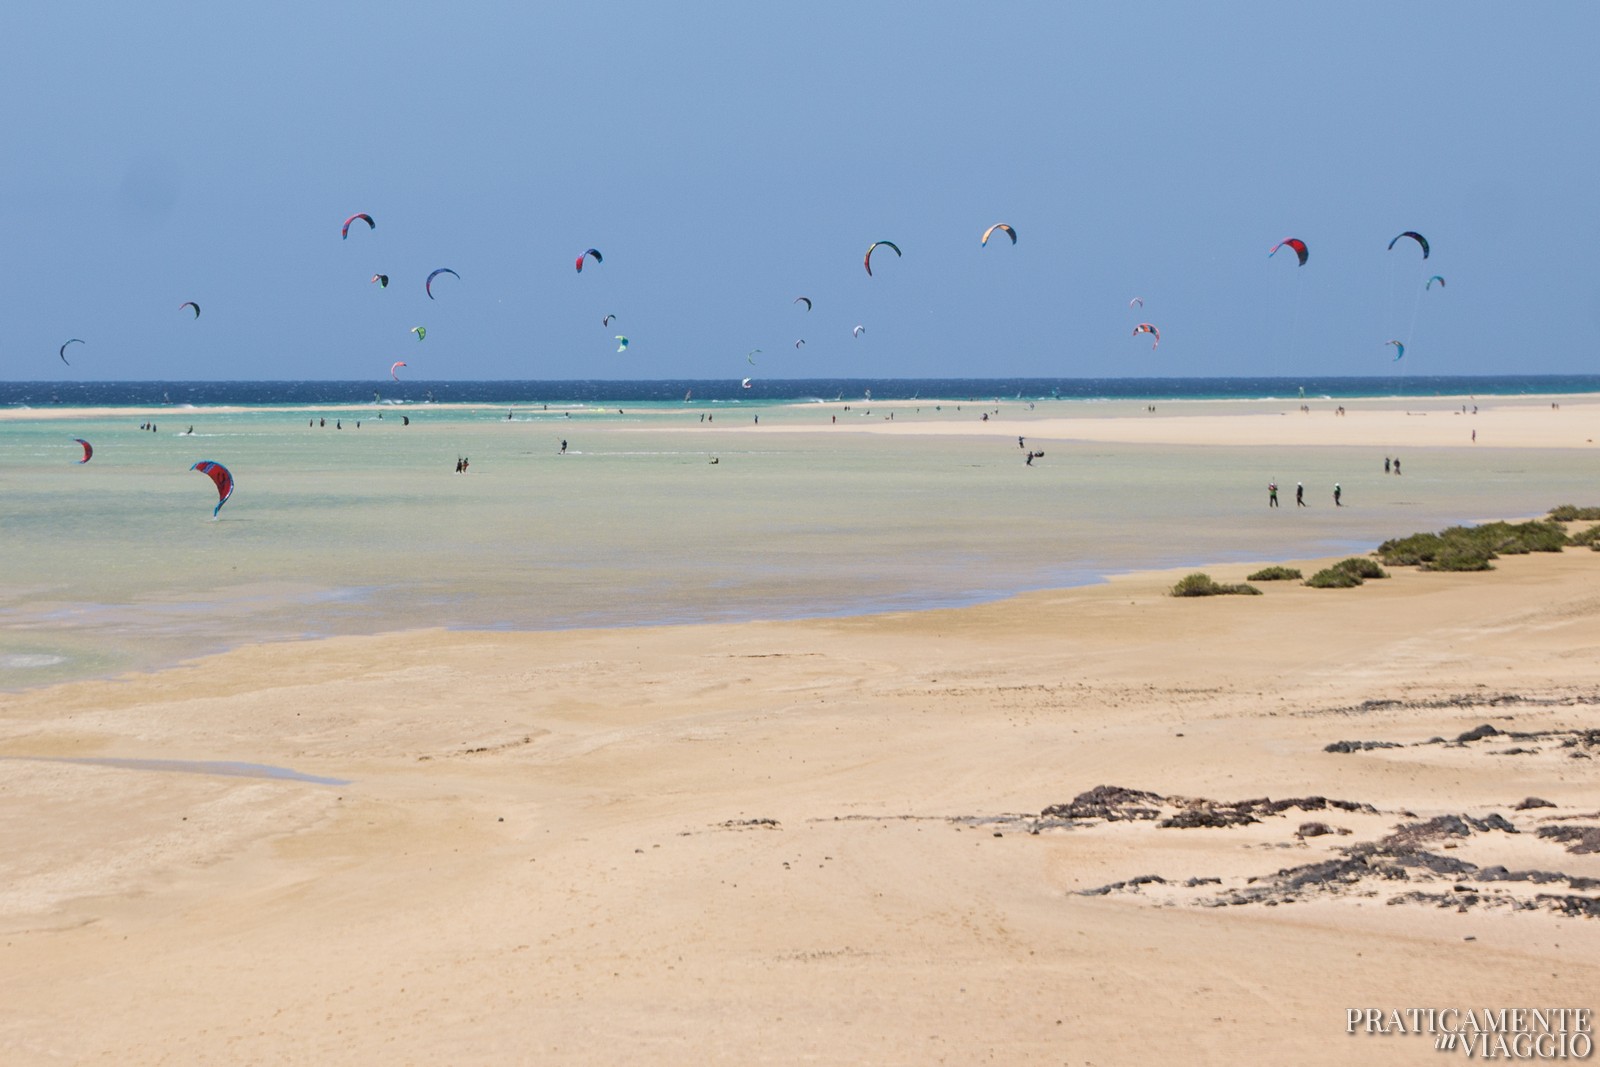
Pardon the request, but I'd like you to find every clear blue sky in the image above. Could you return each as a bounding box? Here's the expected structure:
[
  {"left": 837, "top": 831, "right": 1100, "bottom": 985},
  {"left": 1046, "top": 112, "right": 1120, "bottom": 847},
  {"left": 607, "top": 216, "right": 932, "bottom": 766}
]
[{"left": 4, "top": 2, "right": 1594, "bottom": 381}]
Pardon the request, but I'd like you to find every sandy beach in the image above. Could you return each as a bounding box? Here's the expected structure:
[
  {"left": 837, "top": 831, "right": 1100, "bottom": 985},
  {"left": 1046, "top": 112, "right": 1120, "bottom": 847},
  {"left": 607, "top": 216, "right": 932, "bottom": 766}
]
[{"left": 3, "top": 402, "right": 1598, "bottom": 1064}]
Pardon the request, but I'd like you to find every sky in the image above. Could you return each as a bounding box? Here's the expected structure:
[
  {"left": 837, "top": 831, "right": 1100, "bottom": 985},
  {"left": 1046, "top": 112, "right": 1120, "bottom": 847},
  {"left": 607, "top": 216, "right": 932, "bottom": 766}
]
[{"left": 3, "top": 2, "right": 1596, "bottom": 381}]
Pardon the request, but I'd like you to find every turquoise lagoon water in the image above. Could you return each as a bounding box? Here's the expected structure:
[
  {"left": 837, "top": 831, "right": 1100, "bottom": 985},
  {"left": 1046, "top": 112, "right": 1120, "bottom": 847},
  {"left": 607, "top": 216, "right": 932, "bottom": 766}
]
[{"left": 3, "top": 382, "right": 1596, "bottom": 688}]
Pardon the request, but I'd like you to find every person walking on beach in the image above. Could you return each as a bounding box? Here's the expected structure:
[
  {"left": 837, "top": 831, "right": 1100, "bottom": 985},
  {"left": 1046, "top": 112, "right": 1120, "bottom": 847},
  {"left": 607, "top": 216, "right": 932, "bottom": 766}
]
[
  {"left": 1334, "top": 483, "right": 1342, "bottom": 507},
  {"left": 1393, "top": 457, "right": 1401, "bottom": 475},
  {"left": 1384, "top": 456, "right": 1390, "bottom": 473},
  {"left": 1269, "top": 481, "right": 1279, "bottom": 507},
  {"left": 1296, "top": 482, "right": 1306, "bottom": 507}
]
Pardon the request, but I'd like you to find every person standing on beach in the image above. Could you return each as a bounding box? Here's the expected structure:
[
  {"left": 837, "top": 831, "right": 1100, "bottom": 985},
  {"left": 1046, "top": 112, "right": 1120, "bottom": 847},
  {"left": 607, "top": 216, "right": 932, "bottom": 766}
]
[
  {"left": 1269, "top": 482, "right": 1279, "bottom": 507},
  {"left": 1393, "top": 458, "right": 1401, "bottom": 475},
  {"left": 1296, "top": 482, "right": 1306, "bottom": 507},
  {"left": 1384, "top": 457, "right": 1390, "bottom": 473},
  {"left": 1334, "top": 483, "right": 1342, "bottom": 507}
]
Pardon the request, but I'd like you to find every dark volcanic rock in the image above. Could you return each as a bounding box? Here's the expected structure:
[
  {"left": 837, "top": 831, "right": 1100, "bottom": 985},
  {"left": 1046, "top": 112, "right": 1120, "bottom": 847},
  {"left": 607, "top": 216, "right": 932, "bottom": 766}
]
[
  {"left": 1536, "top": 825, "right": 1600, "bottom": 855},
  {"left": 1324, "top": 739, "right": 1403, "bottom": 753},
  {"left": 1040, "top": 785, "right": 1164, "bottom": 822},
  {"left": 1384, "top": 850, "right": 1479, "bottom": 877},
  {"left": 1515, "top": 797, "right": 1557, "bottom": 810},
  {"left": 1159, "top": 808, "right": 1259, "bottom": 829},
  {"left": 1384, "top": 813, "right": 1518, "bottom": 848},
  {"left": 1536, "top": 894, "right": 1600, "bottom": 918},
  {"left": 1077, "top": 873, "right": 1167, "bottom": 896}
]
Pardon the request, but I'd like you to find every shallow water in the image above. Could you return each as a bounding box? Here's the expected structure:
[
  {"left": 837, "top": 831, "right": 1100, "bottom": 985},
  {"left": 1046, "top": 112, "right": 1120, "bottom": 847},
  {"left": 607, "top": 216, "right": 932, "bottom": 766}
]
[
  {"left": 2, "top": 397, "right": 1591, "bottom": 688},
  {"left": 0, "top": 756, "right": 349, "bottom": 785}
]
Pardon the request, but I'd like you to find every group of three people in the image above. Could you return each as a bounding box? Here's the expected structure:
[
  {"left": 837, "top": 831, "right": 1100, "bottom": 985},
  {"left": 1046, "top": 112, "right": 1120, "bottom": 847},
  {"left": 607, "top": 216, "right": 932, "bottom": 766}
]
[{"left": 1268, "top": 481, "right": 1342, "bottom": 508}]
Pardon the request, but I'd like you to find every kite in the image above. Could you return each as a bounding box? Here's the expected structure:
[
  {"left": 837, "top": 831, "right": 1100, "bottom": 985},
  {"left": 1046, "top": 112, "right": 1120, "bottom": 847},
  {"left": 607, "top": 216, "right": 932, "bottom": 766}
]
[
  {"left": 1427, "top": 275, "right": 1446, "bottom": 290},
  {"left": 747, "top": 349, "right": 761, "bottom": 364},
  {"left": 342, "top": 213, "right": 374, "bottom": 239},
  {"left": 852, "top": 325, "right": 865, "bottom": 338},
  {"left": 1386, "top": 339, "right": 1405, "bottom": 361},
  {"left": 1269, "top": 238, "right": 1308, "bottom": 266},
  {"left": 1132, "top": 323, "right": 1160, "bottom": 350},
  {"left": 180, "top": 301, "right": 201, "bottom": 318},
  {"left": 59, "top": 338, "right": 83, "bottom": 365},
  {"left": 190, "top": 460, "right": 234, "bottom": 517},
  {"left": 794, "top": 296, "right": 812, "bottom": 310},
  {"left": 794, "top": 339, "right": 805, "bottom": 349},
  {"left": 73, "top": 438, "right": 92, "bottom": 463},
  {"left": 1129, "top": 297, "right": 1144, "bottom": 309},
  {"left": 371, "top": 274, "right": 389, "bottom": 288},
  {"left": 1388, "top": 231, "right": 1430, "bottom": 258},
  {"left": 981, "top": 223, "right": 1017, "bottom": 246},
  {"left": 741, "top": 377, "right": 752, "bottom": 389},
  {"left": 615, "top": 336, "right": 629, "bottom": 352},
  {"left": 864, "top": 240, "right": 901, "bottom": 276},
  {"left": 603, "top": 314, "right": 616, "bottom": 326},
  {"left": 411, "top": 326, "right": 426, "bottom": 341},
  {"left": 575, "top": 248, "right": 603, "bottom": 272},
  {"left": 425, "top": 268, "right": 459, "bottom": 299},
  {"left": 390, "top": 361, "right": 407, "bottom": 381}
]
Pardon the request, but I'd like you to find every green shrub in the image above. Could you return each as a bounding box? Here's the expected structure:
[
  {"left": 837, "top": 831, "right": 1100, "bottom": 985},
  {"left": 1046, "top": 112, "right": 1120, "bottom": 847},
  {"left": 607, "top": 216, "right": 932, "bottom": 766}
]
[
  {"left": 1379, "top": 520, "right": 1569, "bottom": 568},
  {"left": 1247, "top": 565, "right": 1302, "bottom": 581},
  {"left": 1549, "top": 505, "right": 1600, "bottom": 522},
  {"left": 1471, "top": 520, "right": 1569, "bottom": 555},
  {"left": 1305, "top": 567, "right": 1364, "bottom": 588},
  {"left": 1171, "top": 573, "right": 1261, "bottom": 597},
  {"left": 1568, "top": 524, "right": 1600, "bottom": 547},
  {"left": 1333, "top": 557, "right": 1388, "bottom": 580},
  {"left": 1422, "top": 547, "right": 1495, "bottom": 572},
  {"left": 1377, "top": 532, "right": 1447, "bottom": 566}
]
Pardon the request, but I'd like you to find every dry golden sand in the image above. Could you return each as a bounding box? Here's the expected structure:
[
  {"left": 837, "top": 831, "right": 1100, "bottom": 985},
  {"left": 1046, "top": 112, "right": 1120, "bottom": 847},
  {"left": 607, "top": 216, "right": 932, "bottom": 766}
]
[
  {"left": 3, "top": 539, "right": 1599, "bottom": 1063},
  {"left": 753, "top": 395, "right": 1600, "bottom": 450}
]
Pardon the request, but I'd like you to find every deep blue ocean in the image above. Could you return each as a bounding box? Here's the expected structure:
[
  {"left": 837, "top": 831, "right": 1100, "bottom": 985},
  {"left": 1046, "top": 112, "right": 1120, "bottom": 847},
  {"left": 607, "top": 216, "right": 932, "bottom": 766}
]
[{"left": 5, "top": 375, "right": 1599, "bottom": 407}]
